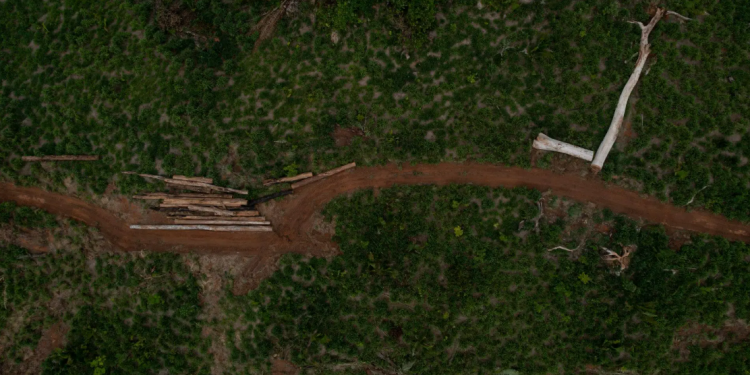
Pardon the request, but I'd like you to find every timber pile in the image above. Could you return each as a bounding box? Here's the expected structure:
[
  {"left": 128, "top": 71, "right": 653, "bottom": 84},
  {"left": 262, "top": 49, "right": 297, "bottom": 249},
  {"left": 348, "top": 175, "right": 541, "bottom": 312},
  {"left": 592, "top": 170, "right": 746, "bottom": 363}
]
[
  {"left": 126, "top": 173, "right": 272, "bottom": 232},
  {"left": 126, "top": 162, "right": 357, "bottom": 232}
]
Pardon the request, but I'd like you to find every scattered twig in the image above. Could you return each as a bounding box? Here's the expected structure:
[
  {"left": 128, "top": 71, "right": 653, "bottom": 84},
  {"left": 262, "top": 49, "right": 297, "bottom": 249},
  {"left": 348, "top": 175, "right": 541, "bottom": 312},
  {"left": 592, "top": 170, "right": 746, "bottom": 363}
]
[
  {"left": 666, "top": 10, "right": 692, "bottom": 22},
  {"left": 601, "top": 244, "right": 636, "bottom": 272},
  {"left": 685, "top": 185, "right": 709, "bottom": 206}
]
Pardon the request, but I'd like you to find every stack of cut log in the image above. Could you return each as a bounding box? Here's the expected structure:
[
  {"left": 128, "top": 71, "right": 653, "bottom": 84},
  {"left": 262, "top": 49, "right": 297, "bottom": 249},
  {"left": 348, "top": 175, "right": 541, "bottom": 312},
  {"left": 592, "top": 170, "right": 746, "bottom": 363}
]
[
  {"left": 125, "top": 174, "right": 272, "bottom": 232},
  {"left": 264, "top": 162, "right": 357, "bottom": 190},
  {"left": 125, "top": 162, "right": 357, "bottom": 232}
]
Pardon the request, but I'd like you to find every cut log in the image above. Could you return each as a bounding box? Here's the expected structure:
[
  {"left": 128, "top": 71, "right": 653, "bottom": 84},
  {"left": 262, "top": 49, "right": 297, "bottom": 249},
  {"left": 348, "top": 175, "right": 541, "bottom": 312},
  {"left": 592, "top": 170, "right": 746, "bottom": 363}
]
[
  {"left": 291, "top": 162, "right": 356, "bottom": 189},
  {"left": 130, "top": 225, "right": 273, "bottom": 232},
  {"left": 22, "top": 155, "right": 99, "bottom": 162},
  {"left": 532, "top": 133, "right": 594, "bottom": 162},
  {"left": 161, "top": 198, "right": 247, "bottom": 206},
  {"left": 173, "top": 219, "right": 270, "bottom": 225},
  {"left": 186, "top": 205, "right": 242, "bottom": 216},
  {"left": 178, "top": 216, "right": 264, "bottom": 221},
  {"left": 123, "top": 172, "right": 248, "bottom": 195},
  {"left": 133, "top": 193, "right": 233, "bottom": 200},
  {"left": 591, "top": 8, "right": 666, "bottom": 172},
  {"left": 235, "top": 210, "right": 261, "bottom": 217},
  {"left": 263, "top": 172, "right": 314, "bottom": 186},
  {"left": 173, "top": 175, "right": 213, "bottom": 184},
  {"left": 160, "top": 203, "right": 245, "bottom": 208},
  {"left": 247, "top": 190, "right": 293, "bottom": 207}
]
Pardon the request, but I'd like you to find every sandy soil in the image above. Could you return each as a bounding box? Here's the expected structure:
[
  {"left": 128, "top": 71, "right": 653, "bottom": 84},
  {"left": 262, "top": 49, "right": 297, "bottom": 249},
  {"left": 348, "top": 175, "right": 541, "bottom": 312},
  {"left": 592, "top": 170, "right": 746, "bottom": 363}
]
[{"left": 1, "top": 163, "right": 749, "bottom": 261}]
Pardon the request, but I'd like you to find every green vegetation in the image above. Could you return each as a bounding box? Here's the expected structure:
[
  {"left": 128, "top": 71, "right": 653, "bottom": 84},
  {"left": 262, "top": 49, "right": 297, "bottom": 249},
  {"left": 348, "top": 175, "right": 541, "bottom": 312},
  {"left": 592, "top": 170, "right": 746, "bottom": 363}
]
[
  {"left": 1, "top": 0, "right": 749, "bottom": 219},
  {"left": 0, "top": 202, "right": 58, "bottom": 228},
  {"left": 1, "top": 185, "right": 750, "bottom": 373},
  {"left": 0, "top": 219, "right": 211, "bottom": 373},
  {"left": 2, "top": 0, "right": 750, "bottom": 372},
  {"left": 222, "top": 185, "right": 750, "bottom": 374}
]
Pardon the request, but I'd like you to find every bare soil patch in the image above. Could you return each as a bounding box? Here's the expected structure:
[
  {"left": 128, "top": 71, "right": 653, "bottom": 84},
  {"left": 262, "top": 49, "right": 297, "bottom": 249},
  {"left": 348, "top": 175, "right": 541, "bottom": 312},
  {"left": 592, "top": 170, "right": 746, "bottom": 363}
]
[
  {"left": 332, "top": 126, "right": 367, "bottom": 147},
  {"left": 271, "top": 358, "right": 299, "bottom": 375}
]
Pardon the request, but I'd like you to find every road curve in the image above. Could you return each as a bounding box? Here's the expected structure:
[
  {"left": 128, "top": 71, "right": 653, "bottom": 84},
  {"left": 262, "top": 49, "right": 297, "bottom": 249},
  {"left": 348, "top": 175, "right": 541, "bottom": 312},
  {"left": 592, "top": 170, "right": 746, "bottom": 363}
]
[{"left": 1, "top": 163, "right": 748, "bottom": 257}]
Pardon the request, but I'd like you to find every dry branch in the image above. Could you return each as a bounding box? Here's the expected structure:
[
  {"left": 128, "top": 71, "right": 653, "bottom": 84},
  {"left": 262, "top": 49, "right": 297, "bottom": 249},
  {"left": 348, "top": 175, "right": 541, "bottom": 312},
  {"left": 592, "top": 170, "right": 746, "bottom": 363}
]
[
  {"left": 263, "top": 172, "right": 313, "bottom": 186},
  {"left": 601, "top": 245, "right": 636, "bottom": 271},
  {"left": 591, "top": 8, "right": 667, "bottom": 172},
  {"left": 291, "top": 162, "right": 356, "bottom": 189},
  {"left": 123, "top": 172, "right": 248, "bottom": 194},
  {"left": 22, "top": 155, "right": 99, "bottom": 161},
  {"left": 532, "top": 133, "right": 594, "bottom": 161},
  {"left": 173, "top": 175, "right": 213, "bottom": 184},
  {"left": 130, "top": 224, "right": 273, "bottom": 232},
  {"left": 173, "top": 219, "right": 270, "bottom": 225}
]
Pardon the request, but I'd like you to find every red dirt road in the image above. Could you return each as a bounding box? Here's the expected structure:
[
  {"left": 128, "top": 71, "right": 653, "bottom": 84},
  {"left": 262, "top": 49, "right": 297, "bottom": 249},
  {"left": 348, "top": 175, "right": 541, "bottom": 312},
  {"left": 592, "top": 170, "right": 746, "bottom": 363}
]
[{"left": 1, "top": 163, "right": 748, "bottom": 256}]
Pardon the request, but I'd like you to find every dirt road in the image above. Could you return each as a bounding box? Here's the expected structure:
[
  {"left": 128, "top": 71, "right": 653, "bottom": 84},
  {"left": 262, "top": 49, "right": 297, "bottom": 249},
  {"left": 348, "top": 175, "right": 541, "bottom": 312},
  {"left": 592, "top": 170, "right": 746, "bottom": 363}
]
[{"left": 1, "top": 163, "right": 748, "bottom": 257}]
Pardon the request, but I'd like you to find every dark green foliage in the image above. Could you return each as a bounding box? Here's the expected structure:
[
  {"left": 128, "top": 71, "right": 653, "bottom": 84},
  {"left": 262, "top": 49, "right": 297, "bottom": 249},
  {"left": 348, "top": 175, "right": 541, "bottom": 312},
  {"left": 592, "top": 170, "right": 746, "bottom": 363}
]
[
  {"left": 0, "top": 202, "right": 57, "bottom": 228},
  {"left": 229, "top": 185, "right": 750, "bottom": 374}
]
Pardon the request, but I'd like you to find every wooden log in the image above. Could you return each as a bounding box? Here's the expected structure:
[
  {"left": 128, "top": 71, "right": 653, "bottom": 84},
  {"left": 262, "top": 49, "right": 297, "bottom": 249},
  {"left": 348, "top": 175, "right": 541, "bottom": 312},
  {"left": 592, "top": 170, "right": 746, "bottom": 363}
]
[
  {"left": 532, "top": 133, "right": 594, "bottom": 161},
  {"left": 122, "top": 172, "right": 248, "bottom": 195},
  {"left": 178, "top": 216, "right": 264, "bottom": 221},
  {"left": 173, "top": 219, "right": 270, "bottom": 225},
  {"left": 246, "top": 190, "right": 293, "bottom": 207},
  {"left": 591, "top": 8, "right": 666, "bottom": 172},
  {"left": 291, "top": 162, "right": 356, "bottom": 189},
  {"left": 130, "top": 225, "right": 273, "bottom": 232},
  {"left": 263, "top": 172, "right": 314, "bottom": 186},
  {"left": 133, "top": 193, "right": 233, "bottom": 200},
  {"left": 185, "top": 205, "right": 241, "bottom": 216},
  {"left": 173, "top": 175, "right": 213, "bottom": 184},
  {"left": 161, "top": 198, "right": 247, "bottom": 206},
  {"left": 22, "top": 155, "right": 99, "bottom": 162},
  {"left": 235, "top": 211, "right": 262, "bottom": 217}
]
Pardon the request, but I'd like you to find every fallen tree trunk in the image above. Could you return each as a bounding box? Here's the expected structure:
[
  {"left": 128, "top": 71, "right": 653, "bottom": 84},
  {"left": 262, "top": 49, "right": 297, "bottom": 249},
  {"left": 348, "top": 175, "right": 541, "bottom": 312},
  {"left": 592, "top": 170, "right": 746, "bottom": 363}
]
[
  {"left": 22, "top": 155, "right": 99, "bottom": 161},
  {"left": 123, "top": 172, "right": 248, "bottom": 195},
  {"left": 532, "top": 133, "right": 594, "bottom": 161},
  {"left": 172, "top": 175, "right": 213, "bottom": 184},
  {"left": 130, "top": 224, "right": 273, "bottom": 232},
  {"left": 591, "top": 8, "right": 666, "bottom": 172},
  {"left": 173, "top": 219, "right": 270, "bottom": 225},
  {"left": 186, "top": 205, "right": 252, "bottom": 216},
  {"left": 291, "top": 162, "right": 356, "bottom": 189},
  {"left": 133, "top": 193, "right": 233, "bottom": 200},
  {"left": 246, "top": 190, "right": 293, "bottom": 207},
  {"left": 160, "top": 200, "right": 247, "bottom": 208},
  {"left": 263, "top": 172, "right": 314, "bottom": 186},
  {"left": 178, "top": 216, "right": 264, "bottom": 221}
]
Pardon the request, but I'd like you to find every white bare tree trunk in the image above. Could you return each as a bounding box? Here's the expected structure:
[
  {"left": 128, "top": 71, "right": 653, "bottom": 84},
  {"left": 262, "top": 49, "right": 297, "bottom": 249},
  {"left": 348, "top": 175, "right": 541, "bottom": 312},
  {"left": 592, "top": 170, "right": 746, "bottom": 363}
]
[
  {"left": 591, "top": 8, "right": 666, "bottom": 172},
  {"left": 533, "top": 133, "right": 594, "bottom": 162}
]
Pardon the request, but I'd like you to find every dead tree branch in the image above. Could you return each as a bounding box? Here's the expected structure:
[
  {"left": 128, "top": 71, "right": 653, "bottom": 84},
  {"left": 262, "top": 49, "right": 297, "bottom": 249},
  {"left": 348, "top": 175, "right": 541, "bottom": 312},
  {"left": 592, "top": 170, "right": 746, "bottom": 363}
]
[
  {"left": 591, "top": 8, "right": 669, "bottom": 172},
  {"left": 533, "top": 133, "right": 594, "bottom": 161}
]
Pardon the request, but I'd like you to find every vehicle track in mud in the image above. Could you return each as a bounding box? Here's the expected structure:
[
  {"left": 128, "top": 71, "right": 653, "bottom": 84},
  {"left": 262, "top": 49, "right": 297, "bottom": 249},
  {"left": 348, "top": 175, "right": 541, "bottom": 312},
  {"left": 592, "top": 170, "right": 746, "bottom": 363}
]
[{"left": 1, "top": 163, "right": 749, "bottom": 260}]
